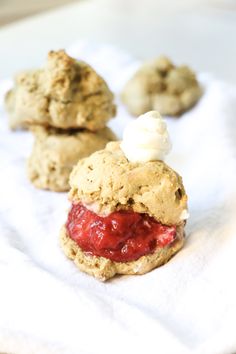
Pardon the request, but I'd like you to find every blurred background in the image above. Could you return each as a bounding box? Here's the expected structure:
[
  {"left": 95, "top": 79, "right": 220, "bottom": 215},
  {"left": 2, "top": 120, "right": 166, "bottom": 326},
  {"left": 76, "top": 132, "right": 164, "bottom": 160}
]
[
  {"left": 0, "top": 0, "right": 76, "bottom": 26},
  {"left": 0, "top": 0, "right": 236, "bottom": 26},
  {"left": 0, "top": 0, "right": 236, "bottom": 83}
]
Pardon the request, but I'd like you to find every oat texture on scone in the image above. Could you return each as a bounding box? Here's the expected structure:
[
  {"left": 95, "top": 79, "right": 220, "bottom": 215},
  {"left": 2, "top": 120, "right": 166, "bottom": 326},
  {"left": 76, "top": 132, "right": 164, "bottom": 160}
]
[
  {"left": 5, "top": 50, "right": 116, "bottom": 130},
  {"left": 27, "top": 126, "right": 117, "bottom": 192},
  {"left": 69, "top": 142, "right": 187, "bottom": 226},
  {"left": 121, "top": 56, "right": 202, "bottom": 116},
  {"left": 60, "top": 223, "right": 185, "bottom": 281}
]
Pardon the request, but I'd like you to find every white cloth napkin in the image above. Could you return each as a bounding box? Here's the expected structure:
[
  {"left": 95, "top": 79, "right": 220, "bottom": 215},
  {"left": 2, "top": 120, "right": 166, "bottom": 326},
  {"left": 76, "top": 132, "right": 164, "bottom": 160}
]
[{"left": 1, "top": 42, "right": 236, "bottom": 354}]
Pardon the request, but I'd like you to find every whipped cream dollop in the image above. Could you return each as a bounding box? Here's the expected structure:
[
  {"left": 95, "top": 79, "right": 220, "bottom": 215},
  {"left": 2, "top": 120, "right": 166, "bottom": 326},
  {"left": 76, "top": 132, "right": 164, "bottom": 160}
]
[{"left": 120, "top": 111, "right": 172, "bottom": 163}]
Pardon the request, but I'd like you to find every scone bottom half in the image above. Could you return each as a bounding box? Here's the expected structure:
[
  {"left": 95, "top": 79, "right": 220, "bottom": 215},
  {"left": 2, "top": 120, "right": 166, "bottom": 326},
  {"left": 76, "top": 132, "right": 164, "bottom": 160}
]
[
  {"left": 5, "top": 50, "right": 116, "bottom": 131},
  {"left": 60, "top": 140, "right": 188, "bottom": 281},
  {"left": 27, "top": 126, "right": 117, "bottom": 192}
]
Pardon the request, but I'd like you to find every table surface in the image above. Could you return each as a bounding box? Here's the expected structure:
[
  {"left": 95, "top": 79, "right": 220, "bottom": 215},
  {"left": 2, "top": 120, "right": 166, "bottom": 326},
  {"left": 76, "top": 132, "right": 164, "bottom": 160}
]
[{"left": 0, "top": 0, "right": 236, "bottom": 83}]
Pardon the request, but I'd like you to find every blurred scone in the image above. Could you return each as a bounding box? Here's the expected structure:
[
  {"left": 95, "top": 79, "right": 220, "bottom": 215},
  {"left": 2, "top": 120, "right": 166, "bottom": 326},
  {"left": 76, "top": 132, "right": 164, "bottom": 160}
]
[
  {"left": 5, "top": 50, "right": 116, "bottom": 130},
  {"left": 121, "top": 56, "right": 202, "bottom": 116},
  {"left": 27, "top": 126, "right": 116, "bottom": 192}
]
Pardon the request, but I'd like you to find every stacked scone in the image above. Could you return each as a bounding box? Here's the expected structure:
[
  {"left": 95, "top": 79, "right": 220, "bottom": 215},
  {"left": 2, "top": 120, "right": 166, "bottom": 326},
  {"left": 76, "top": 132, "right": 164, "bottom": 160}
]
[
  {"left": 60, "top": 111, "right": 188, "bottom": 281},
  {"left": 5, "top": 50, "right": 117, "bottom": 191}
]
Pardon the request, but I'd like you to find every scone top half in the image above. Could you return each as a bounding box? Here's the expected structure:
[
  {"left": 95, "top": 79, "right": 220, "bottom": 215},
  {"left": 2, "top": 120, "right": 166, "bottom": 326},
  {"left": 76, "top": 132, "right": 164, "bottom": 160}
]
[
  {"left": 69, "top": 141, "right": 187, "bottom": 226},
  {"left": 5, "top": 50, "right": 116, "bottom": 131}
]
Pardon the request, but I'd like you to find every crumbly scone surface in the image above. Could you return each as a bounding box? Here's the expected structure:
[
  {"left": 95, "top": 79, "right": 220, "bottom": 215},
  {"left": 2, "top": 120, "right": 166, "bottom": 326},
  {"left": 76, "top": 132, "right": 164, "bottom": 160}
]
[
  {"left": 27, "top": 126, "right": 116, "bottom": 192},
  {"left": 5, "top": 50, "right": 116, "bottom": 130},
  {"left": 69, "top": 142, "right": 187, "bottom": 225},
  {"left": 60, "top": 223, "right": 184, "bottom": 281},
  {"left": 121, "top": 56, "right": 202, "bottom": 116}
]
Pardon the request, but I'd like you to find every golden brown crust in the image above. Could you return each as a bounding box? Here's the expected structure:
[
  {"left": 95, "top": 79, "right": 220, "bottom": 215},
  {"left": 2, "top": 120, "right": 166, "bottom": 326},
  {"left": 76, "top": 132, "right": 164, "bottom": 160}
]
[
  {"left": 60, "top": 223, "right": 185, "bottom": 281},
  {"left": 121, "top": 56, "right": 202, "bottom": 116},
  {"left": 27, "top": 126, "right": 117, "bottom": 192},
  {"left": 69, "top": 142, "right": 187, "bottom": 225},
  {"left": 5, "top": 50, "right": 116, "bottom": 131}
]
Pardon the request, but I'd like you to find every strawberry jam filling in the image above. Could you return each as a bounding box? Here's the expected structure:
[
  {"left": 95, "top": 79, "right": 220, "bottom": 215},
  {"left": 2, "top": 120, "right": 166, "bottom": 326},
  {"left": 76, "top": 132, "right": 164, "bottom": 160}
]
[{"left": 66, "top": 203, "right": 177, "bottom": 262}]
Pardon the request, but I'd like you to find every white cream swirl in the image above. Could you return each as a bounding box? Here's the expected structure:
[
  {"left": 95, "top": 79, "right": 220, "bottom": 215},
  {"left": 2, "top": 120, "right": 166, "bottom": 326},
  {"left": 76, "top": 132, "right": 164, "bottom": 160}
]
[{"left": 120, "top": 111, "right": 172, "bottom": 163}]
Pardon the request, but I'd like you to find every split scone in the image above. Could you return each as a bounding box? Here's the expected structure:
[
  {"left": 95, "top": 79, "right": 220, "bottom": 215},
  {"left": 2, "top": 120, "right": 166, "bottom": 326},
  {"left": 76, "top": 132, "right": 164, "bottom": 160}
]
[
  {"left": 60, "top": 111, "right": 188, "bottom": 280},
  {"left": 121, "top": 56, "right": 202, "bottom": 116},
  {"left": 27, "top": 126, "right": 116, "bottom": 192},
  {"left": 5, "top": 50, "right": 116, "bottom": 130}
]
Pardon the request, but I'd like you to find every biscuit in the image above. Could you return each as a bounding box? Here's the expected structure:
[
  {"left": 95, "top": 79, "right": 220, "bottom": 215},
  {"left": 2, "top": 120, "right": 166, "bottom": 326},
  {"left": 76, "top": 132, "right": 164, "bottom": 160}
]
[
  {"left": 5, "top": 50, "right": 116, "bottom": 130},
  {"left": 69, "top": 141, "right": 187, "bottom": 226},
  {"left": 121, "top": 56, "right": 202, "bottom": 116},
  {"left": 27, "top": 126, "right": 116, "bottom": 192},
  {"left": 60, "top": 223, "right": 184, "bottom": 281}
]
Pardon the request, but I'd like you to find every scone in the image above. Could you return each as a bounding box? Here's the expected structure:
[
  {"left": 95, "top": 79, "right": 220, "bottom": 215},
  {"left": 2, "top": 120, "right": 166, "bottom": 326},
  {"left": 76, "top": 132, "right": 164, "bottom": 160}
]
[
  {"left": 5, "top": 50, "right": 116, "bottom": 130},
  {"left": 60, "top": 111, "right": 188, "bottom": 281},
  {"left": 121, "top": 56, "right": 202, "bottom": 116},
  {"left": 27, "top": 126, "right": 116, "bottom": 192}
]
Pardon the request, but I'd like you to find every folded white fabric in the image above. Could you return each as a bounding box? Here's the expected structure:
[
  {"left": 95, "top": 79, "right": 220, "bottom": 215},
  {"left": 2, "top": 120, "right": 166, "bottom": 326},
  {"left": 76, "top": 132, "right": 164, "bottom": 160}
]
[{"left": 0, "top": 43, "right": 236, "bottom": 354}]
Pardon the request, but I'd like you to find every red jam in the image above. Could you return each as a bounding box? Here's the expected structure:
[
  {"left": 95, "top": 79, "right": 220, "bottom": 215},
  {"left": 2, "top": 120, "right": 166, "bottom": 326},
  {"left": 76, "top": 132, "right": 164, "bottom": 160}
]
[{"left": 66, "top": 203, "right": 176, "bottom": 262}]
